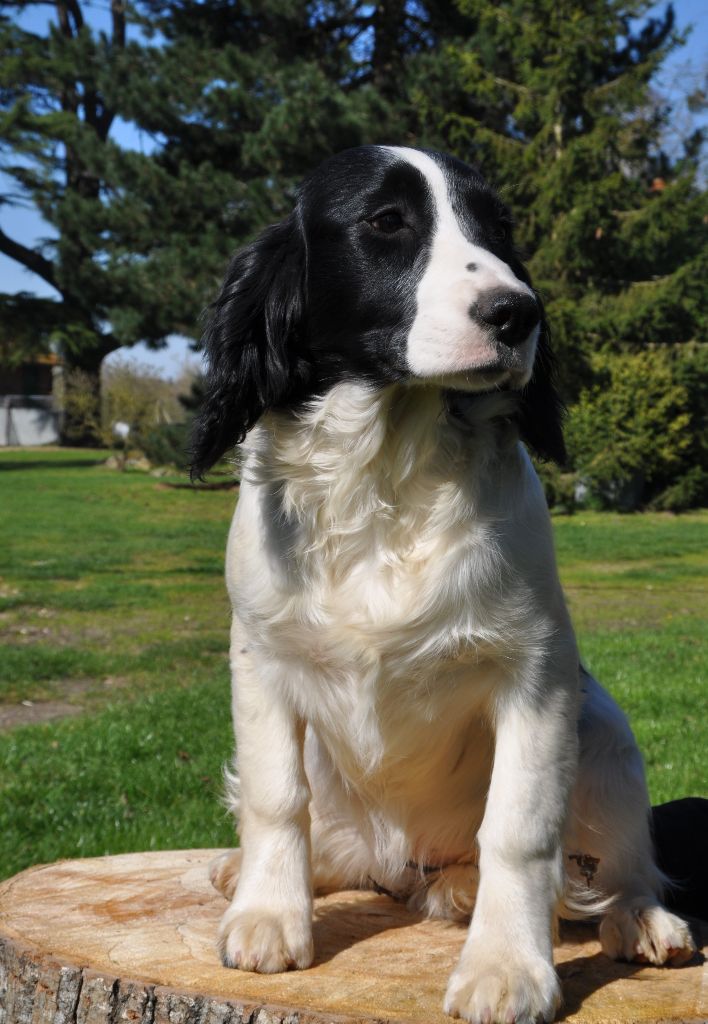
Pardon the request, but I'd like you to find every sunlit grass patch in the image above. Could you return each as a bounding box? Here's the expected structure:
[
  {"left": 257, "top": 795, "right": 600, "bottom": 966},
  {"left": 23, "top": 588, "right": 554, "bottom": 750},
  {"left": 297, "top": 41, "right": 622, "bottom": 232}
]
[
  {"left": 0, "top": 673, "right": 235, "bottom": 879},
  {"left": 0, "top": 449, "right": 705, "bottom": 880}
]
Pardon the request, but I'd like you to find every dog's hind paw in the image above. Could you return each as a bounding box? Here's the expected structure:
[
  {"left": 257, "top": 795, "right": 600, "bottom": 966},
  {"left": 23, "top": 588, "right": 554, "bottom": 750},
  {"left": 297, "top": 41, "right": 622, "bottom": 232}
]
[
  {"left": 600, "top": 898, "right": 696, "bottom": 966},
  {"left": 407, "top": 862, "right": 479, "bottom": 922},
  {"left": 209, "top": 849, "right": 242, "bottom": 901}
]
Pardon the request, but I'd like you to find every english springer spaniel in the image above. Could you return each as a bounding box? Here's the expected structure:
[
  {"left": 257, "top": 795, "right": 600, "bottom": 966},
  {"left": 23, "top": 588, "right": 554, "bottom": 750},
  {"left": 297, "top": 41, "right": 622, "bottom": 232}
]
[{"left": 192, "top": 146, "right": 694, "bottom": 1024}]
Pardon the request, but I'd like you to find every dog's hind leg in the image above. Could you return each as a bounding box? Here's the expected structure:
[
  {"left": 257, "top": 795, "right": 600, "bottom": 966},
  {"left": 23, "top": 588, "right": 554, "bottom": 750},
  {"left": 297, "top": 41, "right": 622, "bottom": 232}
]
[
  {"left": 564, "top": 670, "right": 695, "bottom": 966},
  {"left": 406, "top": 861, "right": 480, "bottom": 921}
]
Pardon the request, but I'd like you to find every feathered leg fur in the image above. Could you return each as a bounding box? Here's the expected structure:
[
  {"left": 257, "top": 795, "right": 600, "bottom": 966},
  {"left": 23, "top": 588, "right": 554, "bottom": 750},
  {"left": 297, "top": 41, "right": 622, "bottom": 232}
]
[{"left": 212, "top": 669, "right": 695, "bottom": 971}]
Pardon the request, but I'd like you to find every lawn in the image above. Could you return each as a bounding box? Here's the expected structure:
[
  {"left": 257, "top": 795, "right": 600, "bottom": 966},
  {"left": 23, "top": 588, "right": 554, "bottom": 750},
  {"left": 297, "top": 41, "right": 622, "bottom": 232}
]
[{"left": 1, "top": 448, "right": 706, "bottom": 881}]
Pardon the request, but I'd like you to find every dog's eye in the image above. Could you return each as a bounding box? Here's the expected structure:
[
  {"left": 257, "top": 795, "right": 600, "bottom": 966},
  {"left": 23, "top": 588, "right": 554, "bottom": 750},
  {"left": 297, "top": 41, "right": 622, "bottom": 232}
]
[
  {"left": 368, "top": 210, "right": 405, "bottom": 234},
  {"left": 492, "top": 220, "right": 513, "bottom": 245}
]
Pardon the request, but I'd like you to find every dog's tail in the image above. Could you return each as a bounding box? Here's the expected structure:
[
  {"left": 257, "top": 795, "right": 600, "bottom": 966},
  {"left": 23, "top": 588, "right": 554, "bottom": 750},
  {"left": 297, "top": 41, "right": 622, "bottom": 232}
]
[{"left": 557, "top": 865, "right": 616, "bottom": 923}]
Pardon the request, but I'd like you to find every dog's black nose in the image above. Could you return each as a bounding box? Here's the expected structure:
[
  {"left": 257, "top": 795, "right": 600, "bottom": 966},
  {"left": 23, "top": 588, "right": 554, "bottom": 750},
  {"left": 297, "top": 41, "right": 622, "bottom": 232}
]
[{"left": 472, "top": 289, "right": 540, "bottom": 347}]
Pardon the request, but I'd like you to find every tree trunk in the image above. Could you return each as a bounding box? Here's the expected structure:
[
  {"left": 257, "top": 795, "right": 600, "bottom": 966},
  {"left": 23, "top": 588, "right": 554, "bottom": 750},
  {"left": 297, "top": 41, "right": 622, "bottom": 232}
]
[
  {"left": 371, "top": 0, "right": 407, "bottom": 97},
  {"left": 0, "top": 850, "right": 705, "bottom": 1024}
]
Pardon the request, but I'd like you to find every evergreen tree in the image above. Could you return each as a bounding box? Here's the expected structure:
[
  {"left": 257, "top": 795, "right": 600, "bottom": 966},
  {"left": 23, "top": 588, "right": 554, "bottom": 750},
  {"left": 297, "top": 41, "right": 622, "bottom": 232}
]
[
  {"left": 408, "top": 0, "right": 706, "bottom": 507},
  {"left": 1, "top": 0, "right": 704, "bottom": 501},
  {"left": 0, "top": 0, "right": 474, "bottom": 438},
  {"left": 0, "top": 1, "right": 174, "bottom": 436},
  {"left": 120, "top": 1, "right": 478, "bottom": 241},
  {"left": 1, "top": 2, "right": 134, "bottom": 370},
  {"left": 416, "top": 1, "right": 706, "bottom": 400}
]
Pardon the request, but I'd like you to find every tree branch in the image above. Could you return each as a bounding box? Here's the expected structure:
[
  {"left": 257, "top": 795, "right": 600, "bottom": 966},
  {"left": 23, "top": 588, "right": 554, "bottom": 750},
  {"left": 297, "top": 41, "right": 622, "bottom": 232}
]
[
  {"left": 0, "top": 228, "right": 56, "bottom": 288},
  {"left": 55, "top": 0, "right": 81, "bottom": 38},
  {"left": 66, "top": 0, "right": 84, "bottom": 33},
  {"left": 492, "top": 75, "right": 530, "bottom": 95},
  {"left": 111, "top": 0, "right": 126, "bottom": 49},
  {"left": 55, "top": 2, "right": 80, "bottom": 116},
  {"left": 88, "top": 0, "right": 126, "bottom": 138}
]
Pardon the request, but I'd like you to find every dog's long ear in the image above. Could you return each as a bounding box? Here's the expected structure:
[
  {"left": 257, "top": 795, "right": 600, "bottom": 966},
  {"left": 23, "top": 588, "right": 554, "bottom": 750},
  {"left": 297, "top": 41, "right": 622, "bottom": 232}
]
[
  {"left": 190, "top": 213, "right": 307, "bottom": 478},
  {"left": 517, "top": 296, "right": 567, "bottom": 466}
]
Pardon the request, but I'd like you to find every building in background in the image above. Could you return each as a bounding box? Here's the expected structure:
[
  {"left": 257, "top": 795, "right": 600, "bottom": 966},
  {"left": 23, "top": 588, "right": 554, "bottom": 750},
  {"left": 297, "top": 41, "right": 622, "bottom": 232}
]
[{"left": 0, "top": 355, "right": 61, "bottom": 445}]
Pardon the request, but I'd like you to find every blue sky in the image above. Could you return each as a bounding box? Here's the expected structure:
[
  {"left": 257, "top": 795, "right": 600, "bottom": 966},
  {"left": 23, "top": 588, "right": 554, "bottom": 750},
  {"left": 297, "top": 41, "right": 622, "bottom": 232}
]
[{"left": 1, "top": 1, "right": 705, "bottom": 378}]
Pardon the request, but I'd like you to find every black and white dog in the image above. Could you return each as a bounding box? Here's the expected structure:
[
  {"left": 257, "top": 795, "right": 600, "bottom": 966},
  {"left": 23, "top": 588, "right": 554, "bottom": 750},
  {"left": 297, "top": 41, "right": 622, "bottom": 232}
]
[{"left": 192, "top": 146, "right": 694, "bottom": 1024}]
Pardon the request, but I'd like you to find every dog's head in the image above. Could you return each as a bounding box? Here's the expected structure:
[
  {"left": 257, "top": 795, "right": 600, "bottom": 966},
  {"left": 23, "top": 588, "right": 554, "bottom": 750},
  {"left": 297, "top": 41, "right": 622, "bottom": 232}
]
[{"left": 191, "top": 146, "right": 565, "bottom": 477}]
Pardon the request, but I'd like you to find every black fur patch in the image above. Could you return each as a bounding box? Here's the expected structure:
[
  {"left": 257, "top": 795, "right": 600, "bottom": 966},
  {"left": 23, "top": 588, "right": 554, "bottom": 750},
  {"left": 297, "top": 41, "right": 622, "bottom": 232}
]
[{"left": 191, "top": 145, "right": 566, "bottom": 475}]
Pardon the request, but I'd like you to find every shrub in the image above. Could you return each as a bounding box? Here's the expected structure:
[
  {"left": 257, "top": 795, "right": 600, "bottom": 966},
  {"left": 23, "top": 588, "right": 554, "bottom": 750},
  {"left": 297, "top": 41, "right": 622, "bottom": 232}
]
[
  {"left": 535, "top": 461, "right": 577, "bottom": 514},
  {"left": 140, "top": 421, "right": 191, "bottom": 470},
  {"left": 650, "top": 467, "right": 708, "bottom": 513},
  {"left": 565, "top": 347, "right": 694, "bottom": 511},
  {"left": 102, "top": 359, "right": 184, "bottom": 444},
  {"left": 59, "top": 368, "right": 103, "bottom": 444}
]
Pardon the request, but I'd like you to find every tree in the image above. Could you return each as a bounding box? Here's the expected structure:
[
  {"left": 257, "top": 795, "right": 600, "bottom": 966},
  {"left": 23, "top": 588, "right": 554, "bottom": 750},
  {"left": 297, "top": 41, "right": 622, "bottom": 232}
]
[
  {"left": 414, "top": 1, "right": 706, "bottom": 401},
  {"left": 565, "top": 347, "right": 692, "bottom": 509},
  {"left": 119, "top": 0, "right": 479, "bottom": 234},
  {"left": 0, "top": 0, "right": 476, "bottom": 439},
  {"left": 2, "top": 0, "right": 704, "bottom": 500},
  {"left": 0, "top": 1, "right": 156, "bottom": 436},
  {"left": 1, "top": 2, "right": 128, "bottom": 365}
]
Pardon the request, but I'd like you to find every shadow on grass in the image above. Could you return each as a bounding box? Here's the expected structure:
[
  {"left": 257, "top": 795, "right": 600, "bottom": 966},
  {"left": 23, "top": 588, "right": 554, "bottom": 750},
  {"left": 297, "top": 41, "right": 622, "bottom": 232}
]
[{"left": 0, "top": 459, "right": 105, "bottom": 471}]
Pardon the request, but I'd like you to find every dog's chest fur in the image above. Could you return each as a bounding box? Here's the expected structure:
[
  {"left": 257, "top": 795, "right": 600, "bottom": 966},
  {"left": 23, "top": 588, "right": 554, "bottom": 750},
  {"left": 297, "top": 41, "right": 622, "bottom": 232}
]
[{"left": 229, "top": 383, "right": 548, "bottom": 787}]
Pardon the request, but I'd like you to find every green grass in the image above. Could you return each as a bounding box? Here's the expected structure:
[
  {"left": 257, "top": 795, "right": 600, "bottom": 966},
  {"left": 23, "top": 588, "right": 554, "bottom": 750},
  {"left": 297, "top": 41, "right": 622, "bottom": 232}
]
[
  {"left": 0, "top": 447, "right": 233, "bottom": 706},
  {"left": 0, "top": 449, "right": 706, "bottom": 880},
  {"left": 1, "top": 448, "right": 237, "bottom": 877},
  {"left": 0, "top": 676, "right": 235, "bottom": 872},
  {"left": 554, "top": 510, "right": 707, "bottom": 807}
]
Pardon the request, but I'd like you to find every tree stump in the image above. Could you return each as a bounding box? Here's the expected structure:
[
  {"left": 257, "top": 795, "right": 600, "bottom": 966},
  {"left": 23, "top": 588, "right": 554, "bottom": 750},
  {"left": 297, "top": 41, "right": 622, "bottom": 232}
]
[{"left": 0, "top": 850, "right": 705, "bottom": 1024}]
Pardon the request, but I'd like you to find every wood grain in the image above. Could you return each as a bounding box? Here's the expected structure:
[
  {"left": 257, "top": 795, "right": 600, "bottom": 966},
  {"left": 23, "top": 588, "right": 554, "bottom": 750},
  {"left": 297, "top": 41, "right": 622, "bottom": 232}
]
[{"left": 0, "top": 850, "right": 705, "bottom": 1023}]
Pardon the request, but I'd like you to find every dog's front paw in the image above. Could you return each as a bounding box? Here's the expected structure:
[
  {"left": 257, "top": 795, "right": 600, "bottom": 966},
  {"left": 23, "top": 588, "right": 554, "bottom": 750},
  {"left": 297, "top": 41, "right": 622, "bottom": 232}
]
[
  {"left": 600, "top": 899, "right": 696, "bottom": 966},
  {"left": 444, "top": 948, "right": 561, "bottom": 1024},
  {"left": 218, "top": 904, "right": 314, "bottom": 973}
]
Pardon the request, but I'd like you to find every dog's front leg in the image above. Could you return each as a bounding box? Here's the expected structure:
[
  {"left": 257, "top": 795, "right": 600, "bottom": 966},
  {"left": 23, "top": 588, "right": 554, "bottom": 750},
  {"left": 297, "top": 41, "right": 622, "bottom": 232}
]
[
  {"left": 218, "top": 641, "right": 313, "bottom": 974},
  {"left": 445, "top": 655, "right": 578, "bottom": 1024}
]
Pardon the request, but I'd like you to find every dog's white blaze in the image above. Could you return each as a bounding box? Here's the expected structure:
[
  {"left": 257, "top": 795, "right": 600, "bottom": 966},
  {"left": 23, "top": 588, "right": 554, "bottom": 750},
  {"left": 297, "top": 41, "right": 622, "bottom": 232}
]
[{"left": 388, "top": 146, "right": 536, "bottom": 381}]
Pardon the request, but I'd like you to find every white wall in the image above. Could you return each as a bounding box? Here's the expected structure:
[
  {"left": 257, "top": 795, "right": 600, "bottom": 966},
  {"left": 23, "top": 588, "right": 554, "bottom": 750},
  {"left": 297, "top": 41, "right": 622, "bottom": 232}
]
[{"left": 0, "top": 397, "right": 60, "bottom": 446}]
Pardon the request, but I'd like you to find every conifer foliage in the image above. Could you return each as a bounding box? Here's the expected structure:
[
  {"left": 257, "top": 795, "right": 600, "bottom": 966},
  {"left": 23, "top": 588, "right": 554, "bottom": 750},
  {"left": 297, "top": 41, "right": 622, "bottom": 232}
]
[
  {"left": 0, "top": 1, "right": 705, "bottom": 506},
  {"left": 422, "top": 1, "right": 706, "bottom": 507},
  {"left": 0, "top": 0, "right": 473, "bottom": 430}
]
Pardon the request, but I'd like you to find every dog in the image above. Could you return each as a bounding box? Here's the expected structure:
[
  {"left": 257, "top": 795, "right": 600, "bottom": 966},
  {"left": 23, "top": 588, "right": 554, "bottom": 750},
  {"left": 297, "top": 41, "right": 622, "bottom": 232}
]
[{"left": 191, "top": 145, "right": 695, "bottom": 1024}]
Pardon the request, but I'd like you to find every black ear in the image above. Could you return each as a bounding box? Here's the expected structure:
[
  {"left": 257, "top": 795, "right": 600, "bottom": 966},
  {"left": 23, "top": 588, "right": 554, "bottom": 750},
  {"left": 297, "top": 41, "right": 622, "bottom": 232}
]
[
  {"left": 517, "top": 297, "right": 567, "bottom": 466},
  {"left": 190, "top": 213, "right": 308, "bottom": 478}
]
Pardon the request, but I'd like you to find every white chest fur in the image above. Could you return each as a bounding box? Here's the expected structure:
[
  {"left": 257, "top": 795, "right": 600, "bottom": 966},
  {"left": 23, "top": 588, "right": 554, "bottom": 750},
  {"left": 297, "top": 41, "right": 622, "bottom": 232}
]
[{"left": 226, "top": 384, "right": 560, "bottom": 781}]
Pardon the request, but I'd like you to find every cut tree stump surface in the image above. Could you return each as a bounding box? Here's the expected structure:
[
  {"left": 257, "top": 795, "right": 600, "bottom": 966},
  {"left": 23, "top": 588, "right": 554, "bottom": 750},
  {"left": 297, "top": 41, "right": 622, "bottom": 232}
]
[{"left": 0, "top": 850, "right": 705, "bottom": 1024}]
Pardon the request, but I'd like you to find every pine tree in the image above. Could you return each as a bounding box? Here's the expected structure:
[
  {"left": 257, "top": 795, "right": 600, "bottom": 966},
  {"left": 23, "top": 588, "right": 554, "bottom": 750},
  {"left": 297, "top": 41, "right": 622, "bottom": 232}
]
[
  {"left": 409, "top": 0, "right": 706, "bottom": 507},
  {"left": 415, "top": 1, "right": 706, "bottom": 397},
  {"left": 1, "top": 3, "right": 128, "bottom": 357},
  {"left": 2, "top": 0, "right": 703, "bottom": 499},
  {"left": 0, "top": 1, "right": 159, "bottom": 435},
  {"left": 122, "top": 1, "right": 478, "bottom": 233},
  {"left": 0, "top": 0, "right": 475, "bottom": 438}
]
